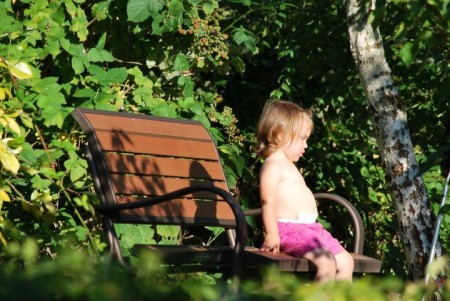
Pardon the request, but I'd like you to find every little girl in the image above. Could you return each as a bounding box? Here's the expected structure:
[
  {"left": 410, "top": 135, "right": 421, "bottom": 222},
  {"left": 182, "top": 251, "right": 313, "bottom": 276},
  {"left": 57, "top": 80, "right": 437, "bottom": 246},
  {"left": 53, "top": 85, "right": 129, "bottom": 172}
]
[{"left": 254, "top": 99, "right": 354, "bottom": 282}]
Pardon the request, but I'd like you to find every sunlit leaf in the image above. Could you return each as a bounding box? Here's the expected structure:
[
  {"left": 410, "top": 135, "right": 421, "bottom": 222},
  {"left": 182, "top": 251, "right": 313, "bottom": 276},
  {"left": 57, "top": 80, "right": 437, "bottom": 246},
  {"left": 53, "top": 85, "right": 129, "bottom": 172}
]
[
  {"left": 0, "top": 189, "right": 11, "bottom": 203},
  {"left": 6, "top": 117, "right": 21, "bottom": 136},
  {"left": 6, "top": 61, "right": 33, "bottom": 79},
  {"left": 0, "top": 152, "right": 20, "bottom": 174},
  {"left": 0, "top": 88, "right": 5, "bottom": 100}
]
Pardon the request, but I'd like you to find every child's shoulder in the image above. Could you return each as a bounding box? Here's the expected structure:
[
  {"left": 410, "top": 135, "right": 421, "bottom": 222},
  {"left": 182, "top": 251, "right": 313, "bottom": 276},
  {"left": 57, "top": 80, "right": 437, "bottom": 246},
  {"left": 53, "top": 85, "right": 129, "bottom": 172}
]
[{"left": 261, "top": 154, "right": 292, "bottom": 171}]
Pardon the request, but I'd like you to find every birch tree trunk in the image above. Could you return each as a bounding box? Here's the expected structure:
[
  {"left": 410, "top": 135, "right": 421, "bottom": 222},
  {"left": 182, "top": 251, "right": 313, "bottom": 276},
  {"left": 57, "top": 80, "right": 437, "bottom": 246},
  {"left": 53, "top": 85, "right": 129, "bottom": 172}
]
[{"left": 345, "top": 0, "right": 438, "bottom": 280}]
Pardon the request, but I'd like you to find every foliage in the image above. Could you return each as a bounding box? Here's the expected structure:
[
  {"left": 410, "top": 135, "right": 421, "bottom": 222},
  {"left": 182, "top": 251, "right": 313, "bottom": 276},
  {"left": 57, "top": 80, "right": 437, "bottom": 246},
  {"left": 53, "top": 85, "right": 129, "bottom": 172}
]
[
  {"left": 1, "top": 246, "right": 450, "bottom": 301},
  {"left": 0, "top": 0, "right": 449, "bottom": 285},
  {"left": 0, "top": 0, "right": 255, "bottom": 266},
  {"left": 225, "top": 0, "right": 450, "bottom": 277},
  {"left": 222, "top": 0, "right": 404, "bottom": 275}
]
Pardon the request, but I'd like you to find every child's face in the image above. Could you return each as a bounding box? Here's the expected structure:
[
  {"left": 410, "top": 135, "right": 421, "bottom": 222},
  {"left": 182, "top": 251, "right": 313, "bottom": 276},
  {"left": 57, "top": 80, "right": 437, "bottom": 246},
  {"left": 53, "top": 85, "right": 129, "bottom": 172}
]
[{"left": 282, "top": 118, "right": 312, "bottom": 162}]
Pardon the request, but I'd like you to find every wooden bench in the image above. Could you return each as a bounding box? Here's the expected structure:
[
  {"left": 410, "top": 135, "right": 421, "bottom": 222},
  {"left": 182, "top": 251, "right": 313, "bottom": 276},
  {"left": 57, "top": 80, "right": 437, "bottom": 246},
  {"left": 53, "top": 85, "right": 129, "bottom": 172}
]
[{"left": 72, "top": 108, "right": 381, "bottom": 287}]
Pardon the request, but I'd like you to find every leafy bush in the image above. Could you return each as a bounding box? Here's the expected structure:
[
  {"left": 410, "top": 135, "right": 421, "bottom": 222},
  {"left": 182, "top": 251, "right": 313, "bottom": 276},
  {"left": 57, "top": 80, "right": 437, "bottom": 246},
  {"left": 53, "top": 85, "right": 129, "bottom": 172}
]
[
  {"left": 0, "top": 0, "right": 255, "bottom": 263},
  {"left": 1, "top": 0, "right": 449, "bottom": 283},
  {"left": 1, "top": 246, "right": 449, "bottom": 301}
]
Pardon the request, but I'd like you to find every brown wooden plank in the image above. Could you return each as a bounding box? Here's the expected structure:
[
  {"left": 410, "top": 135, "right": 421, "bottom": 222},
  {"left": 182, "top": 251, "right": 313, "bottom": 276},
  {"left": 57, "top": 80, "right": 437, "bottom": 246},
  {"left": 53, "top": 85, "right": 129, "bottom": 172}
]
[
  {"left": 133, "top": 245, "right": 235, "bottom": 273},
  {"left": 115, "top": 197, "right": 236, "bottom": 226},
  {"left": 95, "top": 130, "right": 219, "bottom": 160},
  {"left": 141, "top": 245, "right": 234, "bottom": 264},
  {"left": 103, "top": 153, "right": 226, "bottom": 181},
  {"left": 243, "top": 247, "right": 382, "bottom": 273},
  {"left": 110, "top": 174, "right": 228, "bottom": 198},
  {"left": 351, "top": 253, "right": 383, "bottom": 273},
  {"left": 83, "top": 111, "right": 212, "bottom": 140},
  {"left": 244, "top": 247, "right": 311, "bottom": 271}
]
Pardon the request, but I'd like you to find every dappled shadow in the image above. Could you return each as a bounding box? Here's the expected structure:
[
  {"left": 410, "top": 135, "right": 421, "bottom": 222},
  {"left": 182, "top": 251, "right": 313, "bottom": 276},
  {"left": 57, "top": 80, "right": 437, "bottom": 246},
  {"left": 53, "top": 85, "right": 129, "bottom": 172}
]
[{"left": 189, "top": 160, "right": 218, "bottom": 225}]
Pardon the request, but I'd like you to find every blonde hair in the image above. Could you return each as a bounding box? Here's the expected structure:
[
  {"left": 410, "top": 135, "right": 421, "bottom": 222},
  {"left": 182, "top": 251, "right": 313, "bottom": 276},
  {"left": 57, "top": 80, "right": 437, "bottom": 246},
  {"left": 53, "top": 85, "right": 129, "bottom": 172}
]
[{"left": 254, "top": 99, "right": 313, "bottom": 158}]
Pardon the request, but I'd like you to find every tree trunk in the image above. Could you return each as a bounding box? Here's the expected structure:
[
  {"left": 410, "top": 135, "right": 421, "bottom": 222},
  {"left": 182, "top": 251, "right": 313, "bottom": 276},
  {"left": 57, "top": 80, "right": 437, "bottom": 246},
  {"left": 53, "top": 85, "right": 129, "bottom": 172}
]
[{"left": 345, "top": 0, "right": 438, "bottom": 280}]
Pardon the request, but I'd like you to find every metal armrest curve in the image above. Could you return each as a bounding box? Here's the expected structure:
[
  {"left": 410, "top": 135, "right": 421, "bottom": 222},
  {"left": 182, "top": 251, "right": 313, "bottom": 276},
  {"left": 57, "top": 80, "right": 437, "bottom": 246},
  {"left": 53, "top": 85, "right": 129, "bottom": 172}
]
[{"left": 312, "top": 193, "right": 365, "bottom": 254}]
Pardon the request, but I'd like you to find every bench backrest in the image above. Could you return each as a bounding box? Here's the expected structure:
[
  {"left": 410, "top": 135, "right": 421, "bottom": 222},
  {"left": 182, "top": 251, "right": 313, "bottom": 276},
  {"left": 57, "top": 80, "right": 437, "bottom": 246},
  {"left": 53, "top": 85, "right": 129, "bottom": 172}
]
[{"left": 72, "top": 108, "right": 237, "bottom": 227}]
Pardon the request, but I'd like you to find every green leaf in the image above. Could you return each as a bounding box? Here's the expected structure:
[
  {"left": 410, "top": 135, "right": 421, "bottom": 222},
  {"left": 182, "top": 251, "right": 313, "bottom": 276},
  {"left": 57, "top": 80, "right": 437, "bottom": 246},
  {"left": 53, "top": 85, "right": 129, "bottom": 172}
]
[
  {"left": 398, "top": 42, "right": 414, "bottom": 66},
  {"left": 232, "top": 26, "right": 256, "bottom": 53},
  {"left": 186, "top": 101, "right": 203, "bottom": 115},
  {"left": 182, "top": 78, "right": 194, "bottom": 96},
  {"left": 88, "top": 66, "right": 128, "bottom": 86},
  {"left": 127, "top": 0, "right": 164, "bottom": 23},
  {"left": 0, "top": 188, "right": 11, "bottom": 203},
  {"left": 177, "top": 96, "right": 195, "bottom": 110},
  {"left": 18, "top": 143, "right": 44, "bottom": 167},
  {"left": 72, "top": 56, "right": 86, "bottom": 74},
  {"left": 192, "top": 114, "right": 210, "bottom": 128},
  {"left": 39, "top": 102, "right": 71, "bottom": 128},
  {"left": 149, "top": 103, "right": 178, "bottom": 117},
  {"left": 105, "top": 68, "right": 128, "bottom": 84},
  {"left": 64, "top": 154, "right": 88, "bottom": 181},
  {"left": 6, "top": 61, "right": 33, "bottom": 79},
  {"left": 71, "top": 8, "right": 89, "bottom": 42},
  {"left": 92, "top": 1, "right": 110, "bottom": 21},
  {"left": 6, "top": 117, "right": 21, "bottom": 136},
  {"left": 151, "top": 14, "right": 165, "bottom": 35},
  {"left": 74, "top": 225, "right": 87, "bottom": 241},
  {"left": 156, "top": 225, "right": 180, "bottom": 240},
  {"left": 96, "top": 32, "right": 107, "bottom": 50},
  {"left": 233, "top": 0, "right": 251, "bottom": 5},
  {"left": 174, "top": 54, "right": 189, "bottom": 71},
  {"left": 0, "top": 152, "right": 19, "bottom": 174},
  {"left": 73, "top": 88, "right": 95, "bottom": 98},
  {"left": 21, "top": 238, "right": 39, "bottom": 266},
  {"left": 70, "top": 166, "right": 86, "bottom": 184},
  {"left": 115, "top": 224, "right": 155, "bottom": 248},
  {"left": 0, "top": 14, "right": 22, "bottom": 36},
  {"left": 203, "top": 1, "right": 218, "bottom": 15},
  {"left": 87, "top": 48, "right": 115, "bottom": 62},
  {"left": 168, "top": 0, "right": 183, "bottom": 17},
  {"left": 127, "top": 0, "right": 151, "bottom": 22},
  {"left": 148, "top": 0, "right": 165, "bottom": 14}
]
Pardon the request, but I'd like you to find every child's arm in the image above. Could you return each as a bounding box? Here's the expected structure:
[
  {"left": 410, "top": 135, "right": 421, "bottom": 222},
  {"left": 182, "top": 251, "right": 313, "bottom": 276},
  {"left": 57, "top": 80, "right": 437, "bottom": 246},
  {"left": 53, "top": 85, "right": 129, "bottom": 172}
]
[{"left": 259, "top": 161, "right": 282, "bottom": 253}]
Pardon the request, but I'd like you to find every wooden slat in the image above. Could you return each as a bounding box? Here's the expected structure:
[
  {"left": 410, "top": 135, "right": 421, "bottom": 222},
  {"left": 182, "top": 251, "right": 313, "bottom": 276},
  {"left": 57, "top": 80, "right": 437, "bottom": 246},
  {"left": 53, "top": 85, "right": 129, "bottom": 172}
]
[
  {"left": 95, "top": 130, "right": 219, "bottom": 160},
  {"left": 142, "top": 245, "right": 234, "bottom": 264},
  {"left": 103, "top": 153, "right": 226, "bottom": 180},
  {"left": 110, "top": 174, "right": 228, "bottom": 198},
  {"left": 115, "top": 197, "right": 236, "bottom": 226},
  {"left": 351, "top": 253, "right": 383, "bottom": 273},
  {"left": 243, "top": 247, "right": 382, "bottom": 273},
  {"left": 83, "top": 111, "right": 212, "bottom": 140},
  {"left": 134, "top": 245, "right": 235, "bottom": 273}
]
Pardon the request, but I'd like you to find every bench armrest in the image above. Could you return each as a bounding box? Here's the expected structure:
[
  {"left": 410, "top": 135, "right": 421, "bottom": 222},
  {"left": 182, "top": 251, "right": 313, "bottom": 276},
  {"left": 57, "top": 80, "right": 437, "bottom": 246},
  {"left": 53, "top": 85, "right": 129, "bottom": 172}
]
[{"left": 94, "top": 183, "right": 248, "bottom": 256}]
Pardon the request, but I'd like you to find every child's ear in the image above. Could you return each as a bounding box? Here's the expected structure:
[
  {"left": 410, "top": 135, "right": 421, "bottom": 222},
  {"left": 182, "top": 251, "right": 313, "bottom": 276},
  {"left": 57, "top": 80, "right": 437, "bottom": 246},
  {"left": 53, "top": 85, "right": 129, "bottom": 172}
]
[{"left": 276, "top": 134, "right": 285, "bottom": 144}]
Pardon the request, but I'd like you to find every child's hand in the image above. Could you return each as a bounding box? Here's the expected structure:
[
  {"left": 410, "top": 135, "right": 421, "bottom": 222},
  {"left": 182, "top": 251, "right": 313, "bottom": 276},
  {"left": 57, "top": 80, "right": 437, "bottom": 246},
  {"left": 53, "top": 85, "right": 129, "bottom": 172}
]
[{"left": 260, "top": 233, "right": 280, "bottom": 253}]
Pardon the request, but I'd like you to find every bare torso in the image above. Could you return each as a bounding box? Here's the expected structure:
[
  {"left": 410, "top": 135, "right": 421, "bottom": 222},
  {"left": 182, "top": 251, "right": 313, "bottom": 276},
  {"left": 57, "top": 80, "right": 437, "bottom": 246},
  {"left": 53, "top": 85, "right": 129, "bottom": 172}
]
[
  {"left": 272, "top": 158, "right": 317, "bottom": 219},
  {"left": 260, "top": 151, "right": 317, "bottom": 220}
]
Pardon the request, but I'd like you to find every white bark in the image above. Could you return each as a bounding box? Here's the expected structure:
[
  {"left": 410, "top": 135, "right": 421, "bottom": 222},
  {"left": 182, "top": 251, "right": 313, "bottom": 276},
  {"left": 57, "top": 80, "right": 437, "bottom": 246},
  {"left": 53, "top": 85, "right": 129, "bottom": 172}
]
[{"left": 345, "top": 0, "right": 438, "bottom": 279}]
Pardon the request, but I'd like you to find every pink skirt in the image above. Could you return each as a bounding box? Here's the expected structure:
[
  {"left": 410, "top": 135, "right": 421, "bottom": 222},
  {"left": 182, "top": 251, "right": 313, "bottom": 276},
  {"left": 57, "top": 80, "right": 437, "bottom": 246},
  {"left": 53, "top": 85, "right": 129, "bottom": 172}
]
[{"left": 278, "top": 222, "right": 345, "bottom": 257}]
